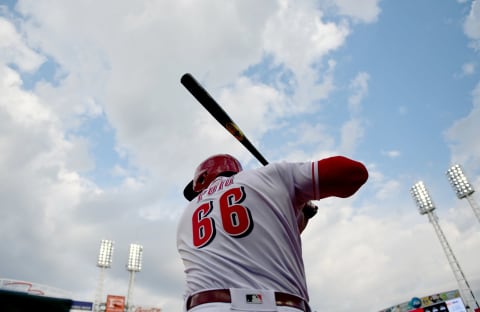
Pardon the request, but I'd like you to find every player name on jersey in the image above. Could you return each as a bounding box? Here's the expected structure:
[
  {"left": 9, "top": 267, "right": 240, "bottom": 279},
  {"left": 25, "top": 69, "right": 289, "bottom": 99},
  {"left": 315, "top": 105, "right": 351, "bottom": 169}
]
[{"left": 196, "top": 176, "right": 235, "bottom": 201}]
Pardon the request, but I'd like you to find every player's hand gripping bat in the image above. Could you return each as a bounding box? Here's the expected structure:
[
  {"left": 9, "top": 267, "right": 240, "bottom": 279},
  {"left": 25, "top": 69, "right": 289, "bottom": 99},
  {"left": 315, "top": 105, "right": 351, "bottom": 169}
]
[{"left": 181, "top": 73, "right": 317, "bottom": 219}]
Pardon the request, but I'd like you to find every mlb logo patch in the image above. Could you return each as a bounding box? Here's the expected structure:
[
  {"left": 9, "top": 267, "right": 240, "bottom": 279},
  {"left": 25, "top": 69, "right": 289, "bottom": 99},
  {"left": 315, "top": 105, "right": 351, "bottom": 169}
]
[{"left": 246, "top": 294, "right": 263, "bottom": 304}]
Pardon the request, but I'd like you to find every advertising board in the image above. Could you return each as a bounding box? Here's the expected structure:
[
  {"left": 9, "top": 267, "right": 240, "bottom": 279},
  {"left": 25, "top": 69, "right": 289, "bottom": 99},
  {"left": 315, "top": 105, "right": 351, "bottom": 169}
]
[{"left": 378, "top": 289, "right": 467, "bottom": 312}]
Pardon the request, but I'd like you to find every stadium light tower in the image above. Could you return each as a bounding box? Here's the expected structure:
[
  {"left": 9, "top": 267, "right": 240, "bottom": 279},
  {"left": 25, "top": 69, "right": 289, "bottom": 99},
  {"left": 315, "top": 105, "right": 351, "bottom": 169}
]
[
  {"left": 95, "top": 239, "right": 114, "bottom": 312},
  {"left": 446, "top": 164, "right": 480, "bottom": 224},
  {"left": 126, "top": 243, "right": 143, "bottom": 312},
  {"left": 411, "top": 181, "right": 479, "bottom": 312}
]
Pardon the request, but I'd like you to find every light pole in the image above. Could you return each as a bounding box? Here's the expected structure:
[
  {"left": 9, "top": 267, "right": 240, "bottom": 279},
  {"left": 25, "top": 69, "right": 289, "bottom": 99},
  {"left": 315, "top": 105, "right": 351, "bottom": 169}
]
[
  {"left": 95, "top": 239, "right": 114, "bottom": 312},
  {"left": 126, "top": 243, "right": 143, "bottom": 312},
  {"left": 446, "top": 164, "right": 480, "bottom": 224},
  {"left": 411, "top": 181, "right": 479, "bottom": 312}
]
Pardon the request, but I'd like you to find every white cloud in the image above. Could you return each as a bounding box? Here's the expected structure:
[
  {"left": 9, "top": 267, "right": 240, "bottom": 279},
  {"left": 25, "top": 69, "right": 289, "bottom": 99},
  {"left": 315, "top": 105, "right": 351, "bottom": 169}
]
[
  {"left": 276, "top": 122, "right": 338, "bottom": 163},
  {"left": 348, "top": 71, "right": 369, "bottom": 114},
  {"left": 0, "top": 17, "right": 45, "bottom": 72},
  {"left": 462, "top": 62, "right": 476, "bottom": 76},
  {"left": 339, "top": 72, "right": 369, "bottom": 154},
  {"left": 382, "top": 149, "right": 401, "bottom": 158},
  {"left": 0, "top": 57, "right": 105, "bottom": 300},
  {"left": 445, "top": 81, "right": 480, "bottom": 169},
  {"left": 264, "top": 1, "right": 349, "bottom": 71},
  {"left": 0, "top": 65, "right": 52, "bottom": 125},
  {"left": 464, "top": 0, "right": 480, "bottom": 39},
  {"left": 218, "top": 76, "right": 287, "bottom": 138},
  {"left": 263, "top": 0, "right": 349, "bottom": 108},
  {"left": 332, "top": 0, "right": 382, "bottom": 23},
  {"left": 375, "top": 179, "right": 401, "bottom": 200},
  {"left": 340, "top": 118, "right": 364, "bottom": 154}
]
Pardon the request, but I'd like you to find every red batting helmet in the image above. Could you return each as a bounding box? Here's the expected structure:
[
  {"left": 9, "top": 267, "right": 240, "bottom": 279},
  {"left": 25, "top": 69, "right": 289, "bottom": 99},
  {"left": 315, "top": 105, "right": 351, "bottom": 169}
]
[{"left": 183, "top": 154, "right": 242, "bottom": 200}]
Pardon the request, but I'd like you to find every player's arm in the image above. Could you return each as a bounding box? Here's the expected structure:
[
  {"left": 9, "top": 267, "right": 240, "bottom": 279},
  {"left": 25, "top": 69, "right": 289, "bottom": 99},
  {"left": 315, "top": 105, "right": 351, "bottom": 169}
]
[
  {"left": 315, "top": 156, "right": 368, "bottom": 199},
  {"left": 295, "top": 156, "right": 367, "bottom": 232}
]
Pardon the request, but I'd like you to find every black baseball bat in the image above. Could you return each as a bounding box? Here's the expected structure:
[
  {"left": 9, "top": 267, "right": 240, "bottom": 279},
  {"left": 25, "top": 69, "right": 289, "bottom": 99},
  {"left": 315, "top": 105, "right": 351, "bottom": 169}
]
[
  {"left": 180, "top": 73, "right": 318, "bottom": 219},
  {"left": 181, "top": 73, "right": 269, "bottom": 166}
]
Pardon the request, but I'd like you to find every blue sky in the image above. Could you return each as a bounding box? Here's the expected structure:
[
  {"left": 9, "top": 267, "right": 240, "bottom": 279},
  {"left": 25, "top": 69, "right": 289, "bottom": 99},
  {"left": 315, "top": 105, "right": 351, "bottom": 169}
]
[{"left": 0, "top": 0, "right": 479, "bottom": 311}]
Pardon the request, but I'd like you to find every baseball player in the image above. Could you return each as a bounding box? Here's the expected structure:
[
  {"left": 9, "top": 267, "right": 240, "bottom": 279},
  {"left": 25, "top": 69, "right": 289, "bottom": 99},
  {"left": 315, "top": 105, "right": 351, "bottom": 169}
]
[{"left": 177, "top": 154, "right": 368, "bottom": 312}]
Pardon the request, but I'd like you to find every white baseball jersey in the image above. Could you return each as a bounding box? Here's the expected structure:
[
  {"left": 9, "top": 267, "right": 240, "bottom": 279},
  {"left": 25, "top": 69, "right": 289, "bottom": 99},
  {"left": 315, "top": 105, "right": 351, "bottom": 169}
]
[{"left": 176, "top": 161, "right": 323, "bottom": 302}]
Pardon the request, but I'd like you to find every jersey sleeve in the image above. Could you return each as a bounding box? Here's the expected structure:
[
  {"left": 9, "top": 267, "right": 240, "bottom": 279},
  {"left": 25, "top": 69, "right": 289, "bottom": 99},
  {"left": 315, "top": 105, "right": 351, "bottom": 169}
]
[{"left": 283, "top": 156, "right": 368, "bottom": 203}]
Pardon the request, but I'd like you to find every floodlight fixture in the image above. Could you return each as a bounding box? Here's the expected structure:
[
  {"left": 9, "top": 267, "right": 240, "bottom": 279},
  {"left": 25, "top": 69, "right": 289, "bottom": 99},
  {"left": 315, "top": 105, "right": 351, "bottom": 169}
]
[
  {"left": 446, "top": 164, "right": 475, "bottom": 199},
  {"left": 410, "top": 181, "right": 436, "bottom": 215},
  {"left": 127, "top": 243, "right": 143, "bottom": 272},
  {"left": 97, "top": 239, "right": 114, "bottom": 268},
  {"left": 446, "top": 164, "right": 480, "bottom": 225}
]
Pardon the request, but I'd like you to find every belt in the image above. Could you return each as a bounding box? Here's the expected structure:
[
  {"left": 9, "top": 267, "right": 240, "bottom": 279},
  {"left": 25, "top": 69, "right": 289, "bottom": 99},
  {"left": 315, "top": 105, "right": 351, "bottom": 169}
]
[{"left": 186, "top": 289, "right": 310, "bottom": 312}]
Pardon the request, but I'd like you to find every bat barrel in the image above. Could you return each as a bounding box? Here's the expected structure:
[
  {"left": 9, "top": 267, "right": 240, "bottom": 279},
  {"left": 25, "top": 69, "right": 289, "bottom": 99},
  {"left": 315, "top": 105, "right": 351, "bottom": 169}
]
[{"left": 181, "top": 73, "right": 269, "bottom": 166}]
